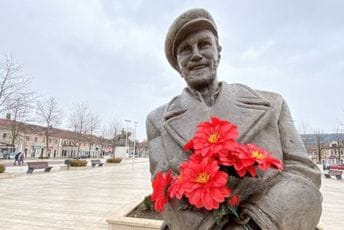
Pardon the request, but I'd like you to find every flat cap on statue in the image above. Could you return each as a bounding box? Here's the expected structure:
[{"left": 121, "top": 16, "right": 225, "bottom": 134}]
[{"left": 165, "top": 8, "right": 218, "bottom": 72}]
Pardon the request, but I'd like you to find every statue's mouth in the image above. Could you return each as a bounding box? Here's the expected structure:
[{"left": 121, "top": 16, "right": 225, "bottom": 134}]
[{"left": 189, "top": 63, "right": 208, "bottom": 71}]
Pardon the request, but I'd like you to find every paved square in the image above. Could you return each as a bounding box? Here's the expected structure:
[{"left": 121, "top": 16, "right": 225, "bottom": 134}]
[
  {"left": 0, "top": 159, "right": 343, "bottom": 229},
  {"left": 0, "top": 159, "right": 152, "bottom": 230}
]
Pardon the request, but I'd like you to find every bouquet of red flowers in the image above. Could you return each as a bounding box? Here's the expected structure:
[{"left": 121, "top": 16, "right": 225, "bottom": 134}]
[{"left": 151, "top": 117, "right": 283, "bottom": 226}]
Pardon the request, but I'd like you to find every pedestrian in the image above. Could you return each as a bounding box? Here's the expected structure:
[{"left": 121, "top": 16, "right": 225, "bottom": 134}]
[
  {"left": 19, "top": 152, "right": 24, "bottom": 165},
  {"left": 13, "top": 152, "right": 20, "bottom": 165}
]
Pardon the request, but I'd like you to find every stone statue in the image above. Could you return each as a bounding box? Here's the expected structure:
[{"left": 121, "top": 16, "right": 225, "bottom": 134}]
[{"left": 146, "top": 8, "right": 322, "bottom": 230}]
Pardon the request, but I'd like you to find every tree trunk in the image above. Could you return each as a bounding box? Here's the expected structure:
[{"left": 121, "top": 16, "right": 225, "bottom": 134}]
[
  {"left": 112, "top": 144, "right": 116, "bottom": 158},
  {"left": 45, "top": 129, "right": 49, "bottom": 158},
  {"left": 77, "top": 142, "right": 81, "bottom": 158},
  {"left": 317, "top": 144, "right": 322, "bottom": 163}
]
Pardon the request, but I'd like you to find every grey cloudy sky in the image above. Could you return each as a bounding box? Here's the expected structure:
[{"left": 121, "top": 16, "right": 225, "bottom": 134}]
[{"left": 1, "top": 0, "right": 343, "bottom": 140}]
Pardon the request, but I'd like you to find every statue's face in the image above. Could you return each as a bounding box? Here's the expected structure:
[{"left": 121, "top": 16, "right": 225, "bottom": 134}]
[{"left": 176, "top": 29, "right": 220, "bottom": 90}]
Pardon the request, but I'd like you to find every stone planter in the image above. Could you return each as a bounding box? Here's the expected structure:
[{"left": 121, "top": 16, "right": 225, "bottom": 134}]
[
  {"left": 0, "top": 163, "right": 5, "bottom": 173},
  {"left": 106, "top": 158, "right": 122, "bottom": 164},
  {"left": 107, "top": 216, "right": 162, "bottom": 230},
  {"left": 107, "top": 195, "right": 162, "bottom": 230}
]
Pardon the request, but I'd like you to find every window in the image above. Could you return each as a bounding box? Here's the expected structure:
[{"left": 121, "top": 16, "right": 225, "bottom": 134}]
[
  {"left": 49, "top": 138, "right": 52, "bottom": 143},
  {"left": 25, "top": 136, "right": 30, "bottom": 141},
  {"left": 2, "top": 133, "right": 7, "bottom": 139},
  {"left": 34, "top": 137, "right": 38, "bottom": 142}
]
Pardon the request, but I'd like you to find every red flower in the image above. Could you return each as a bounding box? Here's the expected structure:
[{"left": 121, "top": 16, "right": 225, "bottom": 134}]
[
  {"left": 151, "top": 171, "right": 173, "bottom": 213},
  {"left": 240, "top": 144, "right": 283, "bottom": 172},
  {"left": 168, "top": 162, "right": 189, "bottom": 199},
  {"left": 168, "top": 175, "right": 184, "bottom": 199},
  {"left": 184, "top": 117, "right": 238, "bottom": 158},
  {"left": 228, "top": 194, "right": 240, "bottom": 207},
  {"left": 189, "top": 153, "right": 205, "bottom": 164},
  {"left": 216, "top": 143, "right": 243, "bottom": 167},
  {"left": 179, "top": 158, "right": 231, "bottom": 210},
  {"left": 231, "top": 144, "right": 258, "bottom": 177}
]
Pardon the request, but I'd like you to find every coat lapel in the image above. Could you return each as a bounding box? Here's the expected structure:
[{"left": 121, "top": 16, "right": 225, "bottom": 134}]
[{"left": 163, "top": 83, "right": 273, "bottom": 148}]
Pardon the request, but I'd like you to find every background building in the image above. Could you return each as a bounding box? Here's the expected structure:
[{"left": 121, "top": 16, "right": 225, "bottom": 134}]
[{"left": 0, "top": 118, "right": 112, "bottom": 159}]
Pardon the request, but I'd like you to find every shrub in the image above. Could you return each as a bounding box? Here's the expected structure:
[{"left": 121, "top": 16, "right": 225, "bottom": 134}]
[
  {"left": 39, "top": 156, "right": 50, "bottom": 159},
  {"left": 143, "top": 195, "right": 153, "bottom": 210},
  {"left": 106, "top": 158, "right": 122, "bottom": 163},
  {"left": 69, "top": 159, "right": 87, "bottom": 167},
  {"left": 0, "top": 163, "right": 5, "bottom": 173}
]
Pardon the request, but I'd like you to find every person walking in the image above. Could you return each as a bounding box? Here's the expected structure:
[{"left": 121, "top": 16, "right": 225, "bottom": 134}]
[
  {"left": 19, "top": 152, "right": 24, "bottom": 165},
  {"left": 13, "top": 152, "right": 20, "bottom": 165}
]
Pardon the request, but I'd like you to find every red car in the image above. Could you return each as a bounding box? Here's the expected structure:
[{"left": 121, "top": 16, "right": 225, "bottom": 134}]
[{"left": 329, "top": 164, "right": 344, "bottom": 170}]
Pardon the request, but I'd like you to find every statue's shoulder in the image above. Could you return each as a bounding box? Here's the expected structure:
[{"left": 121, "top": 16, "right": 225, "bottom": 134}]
[
  {"left": 146, "top": 94, "right": 182, "bottom": 126},
  {"left": 228, "top": 83, "right": 284, "bottom": 105},
  {"left": 147, "top": 104, "right": 166, "bottom": 125},
  {"left": 256, "top": 89, "right": 284, "bottom": 106}
]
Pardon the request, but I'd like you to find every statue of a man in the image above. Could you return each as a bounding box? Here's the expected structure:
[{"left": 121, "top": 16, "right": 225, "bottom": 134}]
[{"left": 146, "top": 8, "right": 322, "bottom": 230}]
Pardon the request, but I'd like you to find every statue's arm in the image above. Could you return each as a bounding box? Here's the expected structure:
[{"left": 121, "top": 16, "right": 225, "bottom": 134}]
[
  {"left": 240, "top": 99, "right": 322, "bottom": 230},
  {"left": 146, "top": 113, "right": 163, "bottom": 177}
]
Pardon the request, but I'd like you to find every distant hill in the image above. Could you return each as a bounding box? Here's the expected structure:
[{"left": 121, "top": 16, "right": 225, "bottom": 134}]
[{"left": 300, "top": 133, "right": 344, "bottom": 145}]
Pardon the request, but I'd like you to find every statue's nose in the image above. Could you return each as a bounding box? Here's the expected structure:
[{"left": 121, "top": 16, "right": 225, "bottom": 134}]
[{"left": 190, "top": 47, "right": 202, "bottom": 61}]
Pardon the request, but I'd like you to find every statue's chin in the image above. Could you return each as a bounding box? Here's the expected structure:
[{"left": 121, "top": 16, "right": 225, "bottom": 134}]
[{"left": 184, "top": 73, "right": 216, "bottom": 90}]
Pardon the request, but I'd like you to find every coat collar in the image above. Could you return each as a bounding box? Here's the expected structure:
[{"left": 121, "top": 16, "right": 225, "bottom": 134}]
[{"left": 163, "top": 82, "right": 273, "bottom": 148}]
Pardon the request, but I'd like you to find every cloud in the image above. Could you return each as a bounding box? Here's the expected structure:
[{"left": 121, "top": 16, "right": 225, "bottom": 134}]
[
  {"left": 0, "top": 0, "right": 343, "bottom": 140},
  {"left": 241, "top": 40, "right": 276, "bottom": 60}
]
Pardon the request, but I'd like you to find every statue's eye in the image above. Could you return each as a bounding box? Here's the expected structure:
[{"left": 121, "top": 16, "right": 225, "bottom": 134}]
[
  {"left": 178, "top": 45, "right": 191, "bottom": 54},
  {"left": 199, "top": 40, "right": 211, "bottom": 49}
]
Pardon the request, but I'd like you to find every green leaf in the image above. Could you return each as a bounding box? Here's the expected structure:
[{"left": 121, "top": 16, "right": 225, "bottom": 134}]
[
  {"left": 228, "top": 206, "right": 239, "bottom": 218},
  {"left": 243, "top": 224, "right": 253, "bottom": 230},
  {"left": 213, "top": 203, "right": 230, "bottom": 225}
]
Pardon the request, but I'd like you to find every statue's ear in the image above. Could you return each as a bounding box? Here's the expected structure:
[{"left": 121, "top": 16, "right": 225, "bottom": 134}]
[
  {"left": 218, "top": 45, "right": 222, "bottom": 53},
  {"left": 217, "top": 45, "right": 222, "bottom": 64},
  {"left": 177, "top": 62, "right": 183, "bottom": 76}
]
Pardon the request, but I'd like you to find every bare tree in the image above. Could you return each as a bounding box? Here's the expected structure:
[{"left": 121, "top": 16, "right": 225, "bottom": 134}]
[
  {"left": 298, "top": 120, "right": 312, "bottom": 153},
  {"left": 36, "top": 96, "right": 62, "bottom": 157},
  {"left": 69, "top": 102, "right": 90, "bottom": 158},
  {"left": 98, "top": 125, "right": 108, "bottom": 156},
  {"left": 8, "top": 95, "right": 34, "bottom": 148},
  {"left": 314, "top": 129, "right": 325, "bottom": 163},
  {"left": 0, "top": 55, "right": 33, "bottom": 113},
  {"left": 108, "top": 119, "right": 123, "bottom": 158},
  {"left": 0, "top": 55, "right": 36, "bottom": 151},
  {"left": 335, "top": 125, "right": 344, "bottom": 162},
  {"left": 87, "top": 114, "right": 100, "bottom": 157}
]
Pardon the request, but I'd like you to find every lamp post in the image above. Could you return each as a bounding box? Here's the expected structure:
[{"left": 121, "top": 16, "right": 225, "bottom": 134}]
[
  {"left": 133, "top": 122, "right": 138, "bottom": 157},
  {"left": 130, "top": 121, "right": 138, "bottom": 166},
  {"left": 124, "top": 119, "right": 131, "bottom": 157}
]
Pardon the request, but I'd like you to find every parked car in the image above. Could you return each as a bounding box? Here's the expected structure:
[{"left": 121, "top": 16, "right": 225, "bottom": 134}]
[
  {"left": 73, "top": 153, "right": 88, "bottom": 159},
  {"left": 329, "top": 164, "right": 344, "bottom": 170}
]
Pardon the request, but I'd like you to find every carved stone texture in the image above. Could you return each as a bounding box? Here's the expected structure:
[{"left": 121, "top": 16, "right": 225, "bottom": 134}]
[{"left": 146, "top": 8, "right": 322, "bottom": 230}]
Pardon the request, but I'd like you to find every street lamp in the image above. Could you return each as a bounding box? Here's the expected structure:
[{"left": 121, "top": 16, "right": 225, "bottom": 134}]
[
  {"left": 133, "top": 122, "right": 138, "bottom": 156},
  {"left": 124, "top": 119, "right": 131, "bottom": 156}
]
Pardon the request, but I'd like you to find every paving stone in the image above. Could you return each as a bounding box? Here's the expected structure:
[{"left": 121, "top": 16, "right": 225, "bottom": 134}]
[
  {"left": 0, "top": 159, "right": 343, "bottom": 229},
  {"left": 0, "top": 159, "right": 151, "bottom": 230}
]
